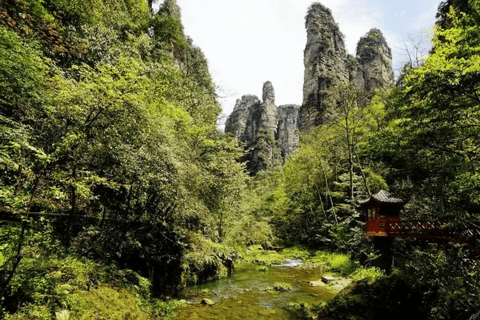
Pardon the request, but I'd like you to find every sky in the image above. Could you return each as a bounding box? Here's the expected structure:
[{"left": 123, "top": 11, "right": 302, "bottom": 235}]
[{"left": 154, "top": 0, "right": 443, "bottom": 124}]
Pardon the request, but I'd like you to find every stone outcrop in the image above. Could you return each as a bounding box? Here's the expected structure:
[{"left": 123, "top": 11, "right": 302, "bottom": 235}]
[
  {"left": 300, "top": 3, "right": 349, "bottom": 131},
  {"left": 225, "top": 2, "right": 394, "bottom": 174},
  {"left": 224, "top": 82, "right": 300, "bottom": 175},
  {"left": 225, "top": 95, "right": 261, "bottom": 142},
  {"left": 299, "top": 3, "right": 393, "bottom": 132},
  {"left": 260, "top": 81, "right": 278, "bottom": 135},
  {"left": 276, "top": 105, "right": 300, "bottom": 157},
  {"left": 355, "top": 28, "right": 394, "bottom": 91}
]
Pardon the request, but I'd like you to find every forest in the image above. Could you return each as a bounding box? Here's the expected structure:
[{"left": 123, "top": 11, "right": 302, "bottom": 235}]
[{"left": 0, "top": 0, "right": 479, "bottom": 319}]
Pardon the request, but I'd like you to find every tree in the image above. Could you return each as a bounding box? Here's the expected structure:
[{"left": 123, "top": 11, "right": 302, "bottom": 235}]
[
  {"left": 369, "top": 3, "right": 480, "bottom": 316},
  {"left": 376, "top": 2, "right": 480, "bottom": 220},
  {"left": 396, "top": 30, "right": 433, "bottom": 71},
  {"left": 324, "top": 83, "right": 381, "bottom": 200},
  {"left": 153, "top": 0, "right": 188, "bottom": 59},
  {"left": 264, "top": 84, "right": 388, "bottom": 249}
]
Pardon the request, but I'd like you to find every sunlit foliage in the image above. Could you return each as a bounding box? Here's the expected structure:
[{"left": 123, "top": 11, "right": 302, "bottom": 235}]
[{"left": 0, "top": 0, "right": 249, "bottom": 316}]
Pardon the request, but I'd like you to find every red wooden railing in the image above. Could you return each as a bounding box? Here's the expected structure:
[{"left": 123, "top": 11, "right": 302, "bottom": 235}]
[
  {"left": 365, "top": 219, "right": 480, "bottom": 254},
  {"left": 387, "top": 220, "right": 446, "bottom": 236}
]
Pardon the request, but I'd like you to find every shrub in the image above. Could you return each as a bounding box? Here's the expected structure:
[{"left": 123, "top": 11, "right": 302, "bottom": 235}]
[
  {"left": 65, "top": 286, "right": 150, "bottom": 319},
  {"left": 351, "top": 267, "right": 384, "bottom": 283},
  {"left": 309, "top": 251, "right": 359, "bottom": 275}
]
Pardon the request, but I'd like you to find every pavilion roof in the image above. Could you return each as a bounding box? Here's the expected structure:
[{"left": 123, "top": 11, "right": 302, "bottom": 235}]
[{"left": 359, "top": 190, "right": 404, "bottom": 205}]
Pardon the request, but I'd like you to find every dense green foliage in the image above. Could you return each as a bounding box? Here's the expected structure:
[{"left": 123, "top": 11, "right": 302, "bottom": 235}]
[
  {"left": 243, "top": 1, "right": 480, "bottom": 318},
  {"left": 367, "top": 2, "right": 480, "bottom": 317},
  {"left": 245, "top": 84, "right": 388, "bottom": 259},
  {"left": 1, "top": 0, "right": 480, "bottom": 318},
  {"left": 1, "top": 220, "right": 184, "bottom": 319},
  {"left": 0, "top": 0, "right": 251, "bottom": 317}
]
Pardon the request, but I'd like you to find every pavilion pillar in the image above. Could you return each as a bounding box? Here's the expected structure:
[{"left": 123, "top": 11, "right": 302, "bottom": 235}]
[{"left": 373, "top": 236, "right": 393, "bottom": 273}]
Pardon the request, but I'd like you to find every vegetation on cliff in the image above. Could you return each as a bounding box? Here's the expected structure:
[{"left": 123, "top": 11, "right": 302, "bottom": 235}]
[
  {"left": 1, "top": 0, "right": 480, "bottom": 319},
  {"left": 0, "top": 0, "right": 251, "bottom": 317},
  {"left": 247, "top": 1, "right": 480, "bottom": 318}
]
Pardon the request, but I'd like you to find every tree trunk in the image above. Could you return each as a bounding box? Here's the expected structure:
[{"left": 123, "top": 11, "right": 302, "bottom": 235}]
[
  {"left": 354, "top": 148, "right": 371, "bottom": 197},
  {"left": 346, "top": 124, "right": 354, "bottom": 200},
  {"left": 71, "top": 163, "right": 76, "bottom": 215},
  {"left": 349, "top": 145, "right": 354, "bottom": 199},
  {"left": 14, "top": 147, "right": 23, "bottom": 196},
  {"left": 314, "top": 185, "right": 328, "bottom": 219},
  {"left": 319, "top": 160, "right": 338, "bottom": 224}
]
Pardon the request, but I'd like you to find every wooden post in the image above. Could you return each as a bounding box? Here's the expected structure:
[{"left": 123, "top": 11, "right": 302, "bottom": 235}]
[{"left": 373, "top": 236, "right": 393, "bottom": 273}]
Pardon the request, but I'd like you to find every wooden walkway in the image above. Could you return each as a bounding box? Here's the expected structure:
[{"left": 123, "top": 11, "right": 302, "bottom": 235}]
[{"left": 365, "top": 219, "right": 480, "bottom": 254}]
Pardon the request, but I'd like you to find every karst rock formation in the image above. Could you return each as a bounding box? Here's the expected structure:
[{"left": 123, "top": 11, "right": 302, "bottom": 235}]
[
  {"left": 225, "top": 2, "right": 393, "bottom": 174},
  {"left": 299, "top": 3, "right": 393, "bottom": 131},
  {"left": 225, "top": 81, "right": 300, "bottom": 175}
]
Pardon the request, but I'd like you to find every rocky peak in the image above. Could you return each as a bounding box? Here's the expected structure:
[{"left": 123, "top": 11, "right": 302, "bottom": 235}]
[
  {"left": 225, "top": 3, "right": 394, "bottom": 174},
  {"left": 356, "top": 29, "right": 390, "bottom": 63},
  {"left": 299, "top": 3, "right": 393, "bottom": 132},
  {"left": 224, "top": 95, "right": 260, "bottom": 141},
  {"left": 262, "top": 81, "right": 275, "bottom": 104},
  {"left": 300, "top": 2, "right": 349, "bottom": 132},
  {"left": 261, "top": 81, "right": 278, "bottom": 137},
  {"left": 225, "top": 82, "right": 299, "bottom": 175},
  {"left": 234, "top": 95, "right": 261, "bottom": 112},
  {"left": 356, "top": 28, "right": 394, "bottom": 90},
  {"left": 305, "top": 3, "right": 346, "bottom": 57}
]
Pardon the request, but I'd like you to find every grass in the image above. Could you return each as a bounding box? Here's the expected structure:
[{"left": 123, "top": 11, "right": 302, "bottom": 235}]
[
  {"left": 313, "top": 252, "right": 359, "bottom": 275},
  {"left": 241, "top": 245, "right": 285, "bottom": 265},
  {"left": 242, "top": 245, "right": 382, "bottom": 280},
  {"left": 351, "top": 267, "right": 384, "bottom": 283}
]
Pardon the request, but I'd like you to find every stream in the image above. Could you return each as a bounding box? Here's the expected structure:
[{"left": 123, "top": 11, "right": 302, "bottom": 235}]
[{"left": 177, "top": 260, "right": 336, "bottom": 319}]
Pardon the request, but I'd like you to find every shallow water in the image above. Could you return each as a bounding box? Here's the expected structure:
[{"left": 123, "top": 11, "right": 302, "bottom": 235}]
[{"left": 177, "top": 262, "right": 334, "bottom": 320}]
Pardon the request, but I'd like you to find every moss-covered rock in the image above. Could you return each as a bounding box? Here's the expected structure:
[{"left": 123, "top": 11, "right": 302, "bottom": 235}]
[
  {"left": 273, "top": 282, "right": 292, "bottom": 292},
  {"left": 201, "top": 298, "right": 214, "bottom": 306}
]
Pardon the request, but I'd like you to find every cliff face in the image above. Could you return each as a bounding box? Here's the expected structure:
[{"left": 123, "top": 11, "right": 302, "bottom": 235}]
[
  {"left": 224, "top": 82, "right": 300, "bottom": 175},
  {"left": 300, "top": 3, "right": 349, "bottom": 131},
  {"left": 299, "top": 3, "right": 393, "bottom": 132},
  {"left": 355, "top": 28, "right": 394, "bottom": 91},
  {"left": 225, "top": 95, "right": 261, "bottom": 142},
  {"left": 224, "top": 84, "right": 277, "bottom": 145},
  {"left": 225, "top": 2, "right": 393, "bottom": 174},
  {"left": 276, "top": 105, "right": 300, "bottom": 158},
  {"left": 261, "top": 81, "right": 278, "bottom": 136}
]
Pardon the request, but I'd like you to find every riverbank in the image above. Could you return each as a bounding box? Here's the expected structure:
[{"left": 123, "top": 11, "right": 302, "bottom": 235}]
[
  {"left": 0, "top": 244, "right": 383, "bottom": 319},
  {"left": 174, "top": 246, "right": 383, "bottom": 319}
]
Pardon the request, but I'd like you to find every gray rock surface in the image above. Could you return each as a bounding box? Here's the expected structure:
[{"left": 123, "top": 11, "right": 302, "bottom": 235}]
[
  {"left": 225, "top": 95, "right": 260, "bottom": 142},
  {"left": 299, "top": 3, "right": 393, "bottom": 132},
  {"left": 225, "top": 82, "right": 300, "bottom": 175},
  {"left": 276, "top": 105, "right": 300, "bottom": 158},
  {"left": 260, "top": 81, "right": 278, "bottom": 137},
  {"left": 300, "top": 3, "right": 349, "bottom": 131},
  {"left": 225, "top": 3, "right": 394, "bottom": 173},
  {"left": 355, "top": 28, "right": 394, "bottom": 91}
]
